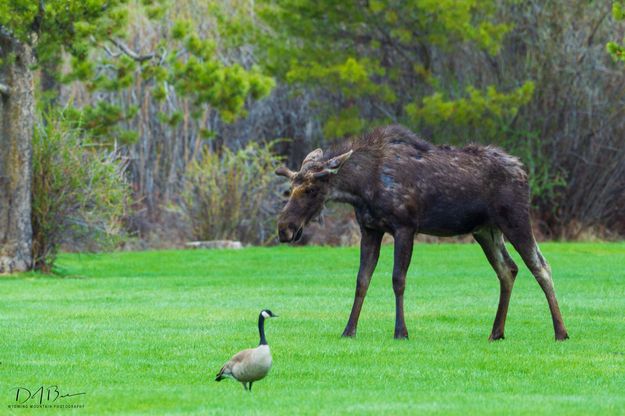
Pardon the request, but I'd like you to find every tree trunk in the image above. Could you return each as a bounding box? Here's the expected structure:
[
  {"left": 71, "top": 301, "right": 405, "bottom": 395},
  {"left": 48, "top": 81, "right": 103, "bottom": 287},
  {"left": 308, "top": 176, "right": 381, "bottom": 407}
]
[{"left": 0, "top": 37, "right": 35, "bottom": 273}]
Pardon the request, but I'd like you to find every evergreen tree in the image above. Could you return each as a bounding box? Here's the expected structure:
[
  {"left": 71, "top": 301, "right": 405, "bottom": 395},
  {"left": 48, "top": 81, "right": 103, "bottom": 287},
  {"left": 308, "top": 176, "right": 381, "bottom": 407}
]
[
  {"left": 257, "top": 0, "right": 534, "bottom": 142},
  {"left": 0, "top": 0, "right": 274, "bottom": 272}
]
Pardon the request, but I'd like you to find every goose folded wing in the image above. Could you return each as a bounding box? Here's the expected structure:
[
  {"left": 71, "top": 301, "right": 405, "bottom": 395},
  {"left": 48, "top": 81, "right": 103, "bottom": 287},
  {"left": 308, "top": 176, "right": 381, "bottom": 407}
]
[{"left": 216, "top": 348, "right": 253, "bottom": 379}]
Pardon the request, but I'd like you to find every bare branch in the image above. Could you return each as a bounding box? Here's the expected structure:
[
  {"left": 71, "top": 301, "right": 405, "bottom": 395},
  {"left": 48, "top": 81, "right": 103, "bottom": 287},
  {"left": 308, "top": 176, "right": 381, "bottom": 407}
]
[
  {"left": 0, "top": 82, "right": 9, "bottom": 96},
  {"left": 102, "top": 43, "right": 121, "bottom": 59},
  {"left": 108, "top": 37, "right": 156, "bottom": 62},
  {"left": 587, "top": 7, "right": 610, "bottom": 47},
  {"left": 158, "top": 48, "right": 168, "bottom": 66},
  {"left": 372, "top": 102, "right": 397, "bottom": 122}
]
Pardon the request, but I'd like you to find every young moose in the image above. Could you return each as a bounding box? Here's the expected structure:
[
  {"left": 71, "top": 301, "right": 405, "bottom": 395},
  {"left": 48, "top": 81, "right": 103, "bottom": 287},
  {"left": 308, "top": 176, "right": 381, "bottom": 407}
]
[{"left": 275, "top": 125, "right": 569, "bottom": 341}]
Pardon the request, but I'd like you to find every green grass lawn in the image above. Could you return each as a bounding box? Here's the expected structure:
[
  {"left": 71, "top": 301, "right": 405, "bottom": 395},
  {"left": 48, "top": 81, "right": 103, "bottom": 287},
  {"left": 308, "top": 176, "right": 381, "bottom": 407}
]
[{"left": 1, "top": 242, "right": 625, "bottom": 415}]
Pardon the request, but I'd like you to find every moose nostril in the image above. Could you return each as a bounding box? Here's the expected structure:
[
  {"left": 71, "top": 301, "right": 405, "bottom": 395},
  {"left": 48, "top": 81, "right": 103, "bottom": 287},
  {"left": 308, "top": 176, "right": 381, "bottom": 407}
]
[
  {"left": 278, "top": 222, "right": 301, "bottom": 243},
  {"left": 278, "top": 229, "right": 291, "bottom": 242}
]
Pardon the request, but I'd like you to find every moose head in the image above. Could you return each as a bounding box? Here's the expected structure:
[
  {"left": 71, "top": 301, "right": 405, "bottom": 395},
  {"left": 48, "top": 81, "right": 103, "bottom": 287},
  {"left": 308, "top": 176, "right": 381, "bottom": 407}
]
[{"left": 275, "top": 148, "right": 353, "bottom": 242}]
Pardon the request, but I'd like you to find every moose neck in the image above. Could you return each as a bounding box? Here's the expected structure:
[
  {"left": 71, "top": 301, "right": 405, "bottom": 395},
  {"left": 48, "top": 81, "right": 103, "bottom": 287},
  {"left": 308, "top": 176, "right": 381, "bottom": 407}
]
[
  {"left": 258, "top": 314, "right": 268, "bottom": 345},
  {"left": 329, "top": 150, "right": 374, "bottom": 208}
]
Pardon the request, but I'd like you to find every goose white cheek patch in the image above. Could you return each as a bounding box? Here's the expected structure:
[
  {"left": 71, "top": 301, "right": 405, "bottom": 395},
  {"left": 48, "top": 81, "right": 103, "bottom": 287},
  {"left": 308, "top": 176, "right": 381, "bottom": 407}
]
[{"left": 261, "top": 311, "right": 270, "bottom": 319}]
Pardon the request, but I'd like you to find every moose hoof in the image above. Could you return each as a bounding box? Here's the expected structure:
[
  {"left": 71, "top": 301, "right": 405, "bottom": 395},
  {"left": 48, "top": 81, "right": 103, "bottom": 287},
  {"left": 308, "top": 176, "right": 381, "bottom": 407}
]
[
  {"left": 341, "top": 329, "right": 356, "bottom": 338},
  {"left": 394, "top": 329, "right": 409, "bottom": 340},
  {"left": 555, "top": 332, "right": 570, "bottom": 341},
  {"left": 488, "top": 332, "right": 505, "bottom": 341}
]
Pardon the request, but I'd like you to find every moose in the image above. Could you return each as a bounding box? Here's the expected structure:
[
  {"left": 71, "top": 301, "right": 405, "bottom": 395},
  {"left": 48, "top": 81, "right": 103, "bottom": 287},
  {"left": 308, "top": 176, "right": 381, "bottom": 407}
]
[{"left": 275, "top": 125, "right": 569, "bottom": 341}]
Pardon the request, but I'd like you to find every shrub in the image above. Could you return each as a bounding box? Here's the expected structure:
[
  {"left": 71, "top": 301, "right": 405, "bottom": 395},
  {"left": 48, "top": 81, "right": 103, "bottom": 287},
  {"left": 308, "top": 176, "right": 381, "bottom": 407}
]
[
  {"left": 32, "top": 110, "right": 130, "bottom": 272},
  {"left": 181, "top": 142, "right": 284, "bottom": 245}
]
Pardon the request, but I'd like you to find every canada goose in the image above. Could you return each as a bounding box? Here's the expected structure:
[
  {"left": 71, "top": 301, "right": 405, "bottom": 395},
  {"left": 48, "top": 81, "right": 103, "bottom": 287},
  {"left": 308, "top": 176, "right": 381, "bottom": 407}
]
[{"left": 215, "top": 309, "right": 278, "bottom": 391}]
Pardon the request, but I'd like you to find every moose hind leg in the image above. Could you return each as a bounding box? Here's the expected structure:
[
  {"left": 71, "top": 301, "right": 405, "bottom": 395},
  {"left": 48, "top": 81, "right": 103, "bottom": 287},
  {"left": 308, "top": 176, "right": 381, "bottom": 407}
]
[
  {"left": 473, "top": 227, "right": 518, "bottom": 341},
  {"left": 498, "top": 214, "right": 569, "bottom": 340},
  {"left": 392, "top": 229, "right": 414, "bottom": 339}
]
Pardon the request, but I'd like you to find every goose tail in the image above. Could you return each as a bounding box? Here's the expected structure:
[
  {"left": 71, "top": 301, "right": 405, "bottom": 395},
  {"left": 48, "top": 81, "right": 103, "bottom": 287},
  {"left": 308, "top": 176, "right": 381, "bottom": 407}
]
[{"left": 215, "top": 367, "right": 225, "bottom": 381}]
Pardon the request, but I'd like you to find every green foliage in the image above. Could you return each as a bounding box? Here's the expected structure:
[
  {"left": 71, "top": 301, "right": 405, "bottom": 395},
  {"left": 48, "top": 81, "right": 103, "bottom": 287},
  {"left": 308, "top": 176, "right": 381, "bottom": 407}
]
[
  {"left": 0, "top": 0, "right": 42, "bottom": 42},
  {"left": 258, "top": 0, "right": 531, "bottom": 141},
  {"left": 181, "top": 142, "right": 283, "bottom": 245},
  {"left": 608, "top": 1, "right": 625, "bottom": 62},
  {"left": 0, "top": 0, "right": 138, "bottom": 64},
  {"left": 323, "top": 107, "right": 369, "bottom": 139},
  {"left": 65, "top": 101, "right": 139, "bottom": 145},
  {"left": 614, "top": 0, "right": 625, "bottom": 20},
  {"left": 501, "top": 128, "right": 567, "bottom": 208},
  {"left": 69, "top": 7, "right": 275, "bottom": 143},
  {"left": 165, "top": 24, "right": 275, "bottom": 123},
  {"left": 0, "top": 0, "right": 274, "bottom": 145},
  {"left": 405, "top": 82, "right": 535, "bottom": 141},
  {"left": 31, "top": 109, "right": 130, "bottom": 272}
]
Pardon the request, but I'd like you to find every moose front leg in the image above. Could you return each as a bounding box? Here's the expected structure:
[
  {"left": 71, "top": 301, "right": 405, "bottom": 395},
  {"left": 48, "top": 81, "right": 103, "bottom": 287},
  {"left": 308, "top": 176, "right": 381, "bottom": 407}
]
[
  {"left": 392, "top": 229, "right": 414, "bottom": 339},
  {"left": 342, "top": 227, "right": 383, "bottom": 337}
]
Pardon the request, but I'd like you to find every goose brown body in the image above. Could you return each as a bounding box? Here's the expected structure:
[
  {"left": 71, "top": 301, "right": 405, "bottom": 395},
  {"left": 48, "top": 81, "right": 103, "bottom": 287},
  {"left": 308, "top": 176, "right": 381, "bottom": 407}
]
[
  {"left": 215, "top": 309, "right": 277, "bottom": 391},
  {"left": 216, "top": 345, "right": 272, "bottom": 382}
]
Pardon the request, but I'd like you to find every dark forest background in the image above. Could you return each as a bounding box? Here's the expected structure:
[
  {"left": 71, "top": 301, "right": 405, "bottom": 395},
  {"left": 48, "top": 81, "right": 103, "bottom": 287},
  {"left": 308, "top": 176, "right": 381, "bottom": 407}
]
[{"left": 2, "top": 0, "right": 625, "bottom": 271}]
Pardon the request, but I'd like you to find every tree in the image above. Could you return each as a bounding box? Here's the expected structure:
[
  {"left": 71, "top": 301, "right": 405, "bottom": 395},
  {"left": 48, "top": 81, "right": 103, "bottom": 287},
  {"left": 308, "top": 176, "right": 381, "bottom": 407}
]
[
  {"left": 0, "top": 0, "right": 274, "bottom": 273},
  {"left": 62, "top": 2, "right": 275, "bottom": 215},
  {"left": 257, "top": 0, "right": 534, "bottom": 143},
  {"left": 0, "top": 26, "right": 34, "bottom": 272},
  {"left": 0, "top": 0, "right": 144, "bottom": 272}
]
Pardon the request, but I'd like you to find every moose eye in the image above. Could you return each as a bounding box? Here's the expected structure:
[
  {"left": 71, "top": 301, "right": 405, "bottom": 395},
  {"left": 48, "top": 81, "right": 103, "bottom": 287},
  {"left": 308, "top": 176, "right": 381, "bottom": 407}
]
[{"left": 283, "top": 189, "right": 291, "bottom": 197}]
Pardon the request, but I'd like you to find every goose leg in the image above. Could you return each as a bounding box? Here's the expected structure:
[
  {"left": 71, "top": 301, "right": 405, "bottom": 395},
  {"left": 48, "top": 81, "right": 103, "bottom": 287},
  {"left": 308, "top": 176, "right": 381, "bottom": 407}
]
[
  {"left": 241, "top": 382, "right": 248, "bottom": 391},
  {"left": 249, "top": 382, "right": 253, "bottom": 391}
]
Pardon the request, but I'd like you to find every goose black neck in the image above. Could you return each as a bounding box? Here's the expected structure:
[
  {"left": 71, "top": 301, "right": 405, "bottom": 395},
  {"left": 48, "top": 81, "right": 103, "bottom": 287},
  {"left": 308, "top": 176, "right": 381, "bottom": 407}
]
[{"left": 258, "top": 314, "right": 268, "bottom": 345}]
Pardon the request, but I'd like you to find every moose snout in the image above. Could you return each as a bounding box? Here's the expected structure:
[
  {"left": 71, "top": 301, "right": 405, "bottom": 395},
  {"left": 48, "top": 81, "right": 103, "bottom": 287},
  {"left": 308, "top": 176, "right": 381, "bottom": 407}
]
[{"left": 278, "top": 221, "right": 303, "bottom": 243}]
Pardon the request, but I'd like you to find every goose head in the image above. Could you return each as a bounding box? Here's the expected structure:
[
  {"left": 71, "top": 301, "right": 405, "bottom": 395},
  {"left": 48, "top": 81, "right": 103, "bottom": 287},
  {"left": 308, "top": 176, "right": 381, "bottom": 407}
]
[{"left": 260, "top": 309, "right": 278, "bottom": 319}]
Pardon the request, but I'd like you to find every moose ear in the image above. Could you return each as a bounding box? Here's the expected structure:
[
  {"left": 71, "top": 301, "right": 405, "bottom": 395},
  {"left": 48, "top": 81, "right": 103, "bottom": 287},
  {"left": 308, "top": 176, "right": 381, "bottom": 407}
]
[
  {"left": 275, "top": 166, "right": 295, "bottom": 179},
  {"left": 303, "top": 148, "right": 324, "bottom": 165},
  {"left": 312, "top": 150, "right": 353, "bottom": 179},
  {"left": 325, "top": 150, "right": 353, "bottom": 173}
]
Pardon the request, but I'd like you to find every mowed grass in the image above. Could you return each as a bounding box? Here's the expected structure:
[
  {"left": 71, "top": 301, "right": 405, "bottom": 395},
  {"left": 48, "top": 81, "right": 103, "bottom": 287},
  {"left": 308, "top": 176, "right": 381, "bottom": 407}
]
[{"left": 1, "top": 243, "right": 625, "bottom": 415}]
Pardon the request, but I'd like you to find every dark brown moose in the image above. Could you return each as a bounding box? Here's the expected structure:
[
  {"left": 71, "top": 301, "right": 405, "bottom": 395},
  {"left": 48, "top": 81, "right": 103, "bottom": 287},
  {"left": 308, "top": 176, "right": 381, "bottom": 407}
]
[{"left": 276, "top": 125, "right": 569, "bottom": 341}]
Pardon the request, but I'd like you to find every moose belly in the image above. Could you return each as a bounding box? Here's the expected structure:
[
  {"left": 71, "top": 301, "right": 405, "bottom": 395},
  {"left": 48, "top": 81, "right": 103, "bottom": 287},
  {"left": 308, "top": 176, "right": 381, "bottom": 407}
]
[{"left": 417, "top": 196, "right": 489, "bottom": 236}]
